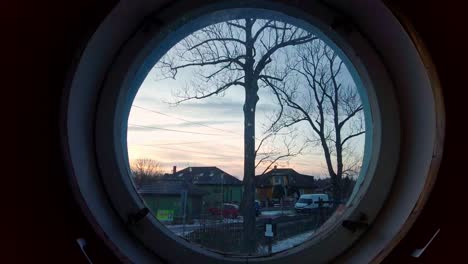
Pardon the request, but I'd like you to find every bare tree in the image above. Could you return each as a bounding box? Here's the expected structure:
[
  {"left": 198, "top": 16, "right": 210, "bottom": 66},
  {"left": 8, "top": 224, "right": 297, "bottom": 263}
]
[
  {"left": 131, "top": 158, "right": 164, "bottom": 187},
  {"left": 266, "top": 40, "right": 365, "bottom": 204},
  {"left": 156, "top": 18, "right": 316, "bottom": 252},
  {"left": 254, "top": 129, "right": 307, "bottom": 176}
]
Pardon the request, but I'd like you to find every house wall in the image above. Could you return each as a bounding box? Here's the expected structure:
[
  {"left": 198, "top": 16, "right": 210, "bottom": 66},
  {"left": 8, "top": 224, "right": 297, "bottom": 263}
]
[
  {"left": 225, "top": 185, "right": 243, "bottom": 204},
  {"left": 191, "top": 196, "right": 203, "bottom": 218},
  {"left": 141, "top": 194, "right": 203, "bottom": 221},
  {"left": 256, "top": 186, "right": 316, "bottom": 204},
  {"left": 196, "top": 185, "right": 243, "bottom": 207},
  {"left": 256, "top": 187, "right": 273, "bottom": 201},
  {"left": 300, "top": 188, "right": 315, "bottom": 194}
]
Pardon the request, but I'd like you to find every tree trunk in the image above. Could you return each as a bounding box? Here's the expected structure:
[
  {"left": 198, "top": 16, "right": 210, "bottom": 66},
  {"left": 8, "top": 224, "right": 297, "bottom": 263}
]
[
  {"left": 319, "top": 133, "right": 341, "bottom": 205},
  {"left": 333, "top": 78, "right": 343, "bottom": 206},
  {"left": 331, "top": 173, "right": 342, "bottom": 207},
  {"left": 241, "top": 18, "right": 258, "bottom": 254},
  {"left": 241, "top": 83, "right": 259, "bottom": 254}
]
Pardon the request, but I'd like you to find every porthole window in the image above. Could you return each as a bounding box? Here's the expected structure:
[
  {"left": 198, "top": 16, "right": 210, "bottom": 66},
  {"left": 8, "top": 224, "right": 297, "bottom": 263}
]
[
  {"left": 63, "top": 0, "right": 443, "bottom": 263},
  {"left": 126, "top": 8, "right": 372, "bottom": 257}
]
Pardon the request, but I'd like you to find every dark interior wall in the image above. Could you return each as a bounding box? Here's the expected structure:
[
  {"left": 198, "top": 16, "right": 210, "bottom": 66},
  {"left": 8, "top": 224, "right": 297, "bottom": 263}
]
[
  {"left": 382, "top": 0, "right": 467, "bottom": 263},
  {"left": 6, "top": 0, "right": 466, "bottom": 263},
  {"left": 7, "top": 1, "right": 119, "bottom": 263}
]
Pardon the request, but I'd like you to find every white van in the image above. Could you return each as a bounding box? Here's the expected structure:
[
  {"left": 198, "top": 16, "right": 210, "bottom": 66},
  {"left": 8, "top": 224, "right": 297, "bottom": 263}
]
[{"left": 294, "top": 193, "right": 332, "bottom": 213}]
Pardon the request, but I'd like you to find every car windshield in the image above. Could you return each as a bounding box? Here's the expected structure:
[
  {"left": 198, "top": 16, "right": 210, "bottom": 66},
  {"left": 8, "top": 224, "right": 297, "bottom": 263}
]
[
  {"left": 224, "top": 204, "right": 238, "bottom": 209},
  {"left": 298, "top": 198, "right": 313, "bottom": 204}
]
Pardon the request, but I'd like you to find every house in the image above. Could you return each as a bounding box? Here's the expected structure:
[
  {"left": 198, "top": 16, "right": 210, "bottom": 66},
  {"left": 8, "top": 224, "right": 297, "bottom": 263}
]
[
  {"left": 165, "top": 166, "right": 243, "bottom": 208},
  {"left": 255, "top": 167, "right": 318, "bottom": 204},
  {"left": 138, "top": 179, "right": 207, "bottom": 223}
]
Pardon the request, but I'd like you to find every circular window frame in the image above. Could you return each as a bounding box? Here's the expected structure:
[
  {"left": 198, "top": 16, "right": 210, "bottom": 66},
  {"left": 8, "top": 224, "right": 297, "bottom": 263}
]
[
  {"left": 61, "top": 0, "right": 444, "bottom": 263},
  {"left": 96, "top": 1, "right": 398, "bottom": 262}
]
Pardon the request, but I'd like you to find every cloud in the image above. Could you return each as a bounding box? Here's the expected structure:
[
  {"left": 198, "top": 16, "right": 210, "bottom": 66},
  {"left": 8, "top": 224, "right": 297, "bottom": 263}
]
[
  {"left": 128, "top": 126, "right": 156, "bottom": 132},
  {"left": 176, "top": 101, "right": 243, "bottom": 113},
  {"left": 167, "top": 119, "right": 241, "bottom": 129}
]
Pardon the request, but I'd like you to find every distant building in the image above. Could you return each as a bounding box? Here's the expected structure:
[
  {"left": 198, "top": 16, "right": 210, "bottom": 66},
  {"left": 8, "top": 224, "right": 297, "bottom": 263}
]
[
  {"left": 255, "top": 167, "right": 318, "bottom": 204},
  {"left": 138, "top": 179, "right": 207, "bottom": 223},
  {"left": 165, "top": 166, "right": 243, "bottom": 207}
]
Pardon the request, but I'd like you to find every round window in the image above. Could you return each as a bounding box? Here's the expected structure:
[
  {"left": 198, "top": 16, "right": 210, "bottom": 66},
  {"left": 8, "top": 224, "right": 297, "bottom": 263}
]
[
  {"left": 63, "top": 0, "right": 443, "bottom": 263},
  {"left": 126, "top": 7, "right": 371, "bottom": 257}
]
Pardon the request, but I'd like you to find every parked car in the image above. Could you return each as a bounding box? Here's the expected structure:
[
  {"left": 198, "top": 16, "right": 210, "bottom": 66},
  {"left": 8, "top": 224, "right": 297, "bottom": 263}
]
[
  {"left": 208, "top": 203, "right": 239, "bottom": 218},
  {"left": 271, "top": 198, "right": 281, "bottom": 207},
  {"left": 294, "top": 193, "right": 332, "bottom": 214}
]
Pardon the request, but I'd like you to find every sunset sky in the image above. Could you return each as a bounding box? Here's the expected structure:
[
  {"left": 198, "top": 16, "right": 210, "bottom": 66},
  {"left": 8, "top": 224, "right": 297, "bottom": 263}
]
[
  {"left": 127, "top": 72, "right": 362, "bottom": 180},
  {"left": 126, "top": 19, "right": 365, "bottom": 180}
]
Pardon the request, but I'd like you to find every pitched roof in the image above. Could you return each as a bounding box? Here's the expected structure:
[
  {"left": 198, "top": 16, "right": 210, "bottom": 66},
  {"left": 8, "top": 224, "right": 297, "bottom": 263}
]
[
  {"left": 255, "top": 168, "right": 317, "bottom": 188},
  {"left": 166, "top": 166, "right": 242, "bottom": 185},
  {"left": 138, "top": 179, "right": 207, "bottom": 196}
]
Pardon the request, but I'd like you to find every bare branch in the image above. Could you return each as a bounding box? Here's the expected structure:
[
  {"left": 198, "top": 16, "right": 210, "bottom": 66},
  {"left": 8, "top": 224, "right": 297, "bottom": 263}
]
[
  {"left": 164, "top": 56, "right": 246, "bottom": 78},
  {"left": 173, "top": 78, "right": 244, "bottom": 104},
  {"left": 252, "top": 20, "right": 295, "bottom": 42},
  {"left": 338, "top": 104, "right": 363, "bottom": 128},
  {"left": 258, "top": 138, "right": 307, "bottom": 175},
  {"left": 341, "top": 131, "right": 365, "bottom": 145},
  {"left": 255, "top": 133, "right": 274, "bottom": 157},
  {"left": 254, "top": 34, "right": 317, "bottom": 76},
  {"left": 226, "top": 21, "right": 246, "bottom": 30},
  {"left": 188, "top": 37, "right": 246, "bottom": 51}
]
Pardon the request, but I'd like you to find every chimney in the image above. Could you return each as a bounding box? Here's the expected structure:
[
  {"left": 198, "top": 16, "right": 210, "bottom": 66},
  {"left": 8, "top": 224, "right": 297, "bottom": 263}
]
[
  {"left": 173, "top": 165, "right": 177, "bottom": 175},
  {"left": 274, "top": 165, "right": 277, "bottom": 169}
]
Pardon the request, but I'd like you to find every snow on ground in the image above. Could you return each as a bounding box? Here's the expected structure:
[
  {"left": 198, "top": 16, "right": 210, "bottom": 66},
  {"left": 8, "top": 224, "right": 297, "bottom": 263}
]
[
  {"left": 258, "top": 230, "right": 316, "bottom": 254},
  {"left": 166, "top": 223, "right": 200, "bottom": 228},
  {"left": 166, "top": 217, "right": 244, "bottom": 236},
  {"left": 166, "top": 217, "right": 243, "bottom": 228},
  {"left": 260, "top": 210, "right": 296, "bottom": 217},
  {"left": 272, "top": 230, "right": 315, "bottom": 252}
]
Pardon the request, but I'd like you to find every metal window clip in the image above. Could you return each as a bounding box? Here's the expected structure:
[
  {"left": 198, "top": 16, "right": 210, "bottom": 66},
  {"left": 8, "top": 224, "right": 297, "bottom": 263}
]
[
  {"left": 127, "top": 207, "right": 150, "bottom": 226},
  {"left": 342, "top": 212, "right": 369, "bottom": 233},
  {"left": 411, "top": 228, "right": 440, "bottom": 258},
  {"left": 76, "top": 238, "right": 93, "bottom": 264}
]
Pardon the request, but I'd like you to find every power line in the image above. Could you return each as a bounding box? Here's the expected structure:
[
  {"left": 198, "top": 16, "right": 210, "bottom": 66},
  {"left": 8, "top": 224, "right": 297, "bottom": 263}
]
[
  {"left": 135, "top": 141, "right": 208, "bottom": 146},
  {"left": 130, "top": 144, "right": 243, "bottom": 159},
  {"left": 128, "top": 124, "right": 227, "bottom": 136},
  {"left": 157, "top": 146, "right": 242, "bottom": 158},
  {"left": 132, "top": 104, "right": 243, "bottom": 137}
]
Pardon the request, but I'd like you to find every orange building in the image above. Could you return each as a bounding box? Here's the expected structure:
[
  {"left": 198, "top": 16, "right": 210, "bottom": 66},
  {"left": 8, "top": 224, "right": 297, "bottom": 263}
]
[{"left": 255, "top": 167, "right": 318, "bottom": 205}]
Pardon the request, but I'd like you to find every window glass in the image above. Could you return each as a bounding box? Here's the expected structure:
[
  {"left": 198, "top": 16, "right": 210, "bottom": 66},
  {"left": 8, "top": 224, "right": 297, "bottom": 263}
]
[
  {"left": 127, "top": 8, "right": 367, "bottom": 256},
  {"left": 298, "top": 198, "right": 312, "bottom": 204}
]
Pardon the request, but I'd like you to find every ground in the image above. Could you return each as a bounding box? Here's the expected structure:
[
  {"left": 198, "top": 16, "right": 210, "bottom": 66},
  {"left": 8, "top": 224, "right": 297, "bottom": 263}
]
[{"left": 164, "top": 207, "right": 334, "bottom": 254}]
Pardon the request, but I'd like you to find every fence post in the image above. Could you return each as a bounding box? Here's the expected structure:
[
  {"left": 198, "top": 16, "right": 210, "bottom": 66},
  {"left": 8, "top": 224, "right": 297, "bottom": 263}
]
[
  {"left": 318, "top": 198, "right": 324, "bottom": 225},
  {"left": 265, "top": 218, "right": 275, "bottom": 254}
]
